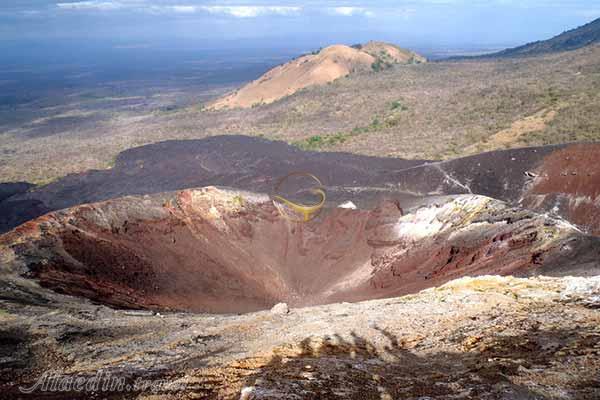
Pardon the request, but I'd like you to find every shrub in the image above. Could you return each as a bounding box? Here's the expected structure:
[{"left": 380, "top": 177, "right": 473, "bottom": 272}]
[
  {"left": 372, "top": 60, "right": 383, "bottom": 72},
  {"left": 293, "top": 132, "right": 352, "bottom": 150},
  {"left": 391, "top": 101, "right": 408, "bottom": 111},
  {"left": 306, "top": 135, "right": 324, "bottom": 146}
]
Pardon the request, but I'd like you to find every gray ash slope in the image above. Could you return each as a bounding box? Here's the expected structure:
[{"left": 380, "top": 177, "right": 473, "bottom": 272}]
[
  {"left": 0, "top": 182, "right": 33, "bottom": 202},
  {"left": 1, "top": 135, "right": 428, "bottom": 233},
  {"left": 1, "top": 135, "right": 599, "bottom": 235}
]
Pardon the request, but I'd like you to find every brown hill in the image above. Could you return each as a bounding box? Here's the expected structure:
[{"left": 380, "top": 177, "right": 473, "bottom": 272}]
[
  {"left": 210, "top": 42, "right": 425, "bottom": 109},
  {"left": 358, "top": 40, "right": 427, "bottom": 65}
]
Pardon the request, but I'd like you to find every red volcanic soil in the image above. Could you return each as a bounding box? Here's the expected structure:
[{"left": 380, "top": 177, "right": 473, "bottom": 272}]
[
  {"left": 523, "top": 144, "right": 600, "bottom": 235},
  {"left": 3, "top": 188, "right": 597, "bottom": 314},
  {"left": 531, "top": 144, "right": 600, "bottom": 197}
]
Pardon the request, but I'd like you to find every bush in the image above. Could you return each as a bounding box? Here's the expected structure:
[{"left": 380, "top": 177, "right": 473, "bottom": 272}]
[
  {"left": 391, "top": 101, "right": 408, "bottom": 111},
  {"left": 371, "top": 59, "right": 393, "bottom": 72},
  {"left": 372, "top": 60, "right": 383, "bottom": 72},
  {"left": 293, "top": 133, "right": 352, "bottom": 150}
]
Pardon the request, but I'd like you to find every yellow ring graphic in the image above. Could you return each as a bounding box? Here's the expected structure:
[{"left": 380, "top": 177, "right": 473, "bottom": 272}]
[{"left": 271, "top": 172, "right": 326, "bottom": 222}]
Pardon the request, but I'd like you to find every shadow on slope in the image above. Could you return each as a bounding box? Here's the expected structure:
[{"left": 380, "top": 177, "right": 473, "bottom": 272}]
[{"left": 235, "top": 326, "right": 600, "bottom": 399}]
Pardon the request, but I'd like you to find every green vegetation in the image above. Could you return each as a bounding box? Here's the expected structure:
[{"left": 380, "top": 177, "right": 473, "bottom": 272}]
[
  {"left": 371, "top": 50, "right": 397, "bottom": 72},
  {"left": 391, "top": 100, "right": 408, "bottom": 111},
  {"left": 293, "top": 114, "right": 390, "bottom": 150},
  {"left": 371, "top": 59, "right": 392, "bottom": 72},
  {"left": 293, "top": 132, "right": 354, "bottom": 150},
  {"left": 292, "top": 129, "right": 374, "bottom": 150}
]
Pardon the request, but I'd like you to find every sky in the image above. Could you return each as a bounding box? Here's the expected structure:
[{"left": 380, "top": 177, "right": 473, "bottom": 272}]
[{"left": 1, "top": 1, "right": 599, "bottom": 50}]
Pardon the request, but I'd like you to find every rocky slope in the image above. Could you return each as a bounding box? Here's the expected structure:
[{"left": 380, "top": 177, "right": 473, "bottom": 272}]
[
  {"left": 210, "top": 42, "right": 425, "bottom": 109},
  {"left": 1, "top": 260, "right": 599, "bottom": 399}
]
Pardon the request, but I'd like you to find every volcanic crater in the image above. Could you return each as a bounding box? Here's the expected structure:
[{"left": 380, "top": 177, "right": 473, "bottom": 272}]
[{"left": 4, "top": 186, "right": 598, "bottom": 315}]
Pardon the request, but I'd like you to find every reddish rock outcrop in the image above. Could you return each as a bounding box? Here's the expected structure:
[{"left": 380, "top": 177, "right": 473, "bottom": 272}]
[{"left": 522, "top": 144, "right": 600, "bottom": 235}]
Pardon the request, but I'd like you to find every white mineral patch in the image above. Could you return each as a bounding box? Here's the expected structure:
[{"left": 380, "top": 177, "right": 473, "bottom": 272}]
[
  {"left": 338, "top": 201, "right": 358, "bottom": 209},
  {"left": 562, "top": 276, "right": 600, "bottom": 306},
  {"left": 395, "top": 207, "right": 445, "bottom": 240},
  {"left": 394, "top": 195, "right": 489, "bottom": 241}
]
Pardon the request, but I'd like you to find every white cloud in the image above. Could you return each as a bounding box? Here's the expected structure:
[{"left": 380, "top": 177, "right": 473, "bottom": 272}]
[
  {"left": 55, "top": 2, "right": 302, "bottom": 17},
  {"left": 330, "top": 7, "right": 374, "bottom": 17},
  {"left": 51, "top": 3, "right": 415, "bottom": 19},
  {"left": 50, "top": 2, "right": 419, "bottom": 19},
  {"left": 171, "top": 5, "right": 197, "bottom": 14},
  {"left": 56, "top": 1, "right": 124, "bottom": 10},
  {"left": 200, "top": 6, "right": 301, "bottom": 18}
]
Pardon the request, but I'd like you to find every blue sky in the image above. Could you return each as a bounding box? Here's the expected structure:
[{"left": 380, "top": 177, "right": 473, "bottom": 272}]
[{"left": 1, "top": 1, "right": 599, "bottom": 49}]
